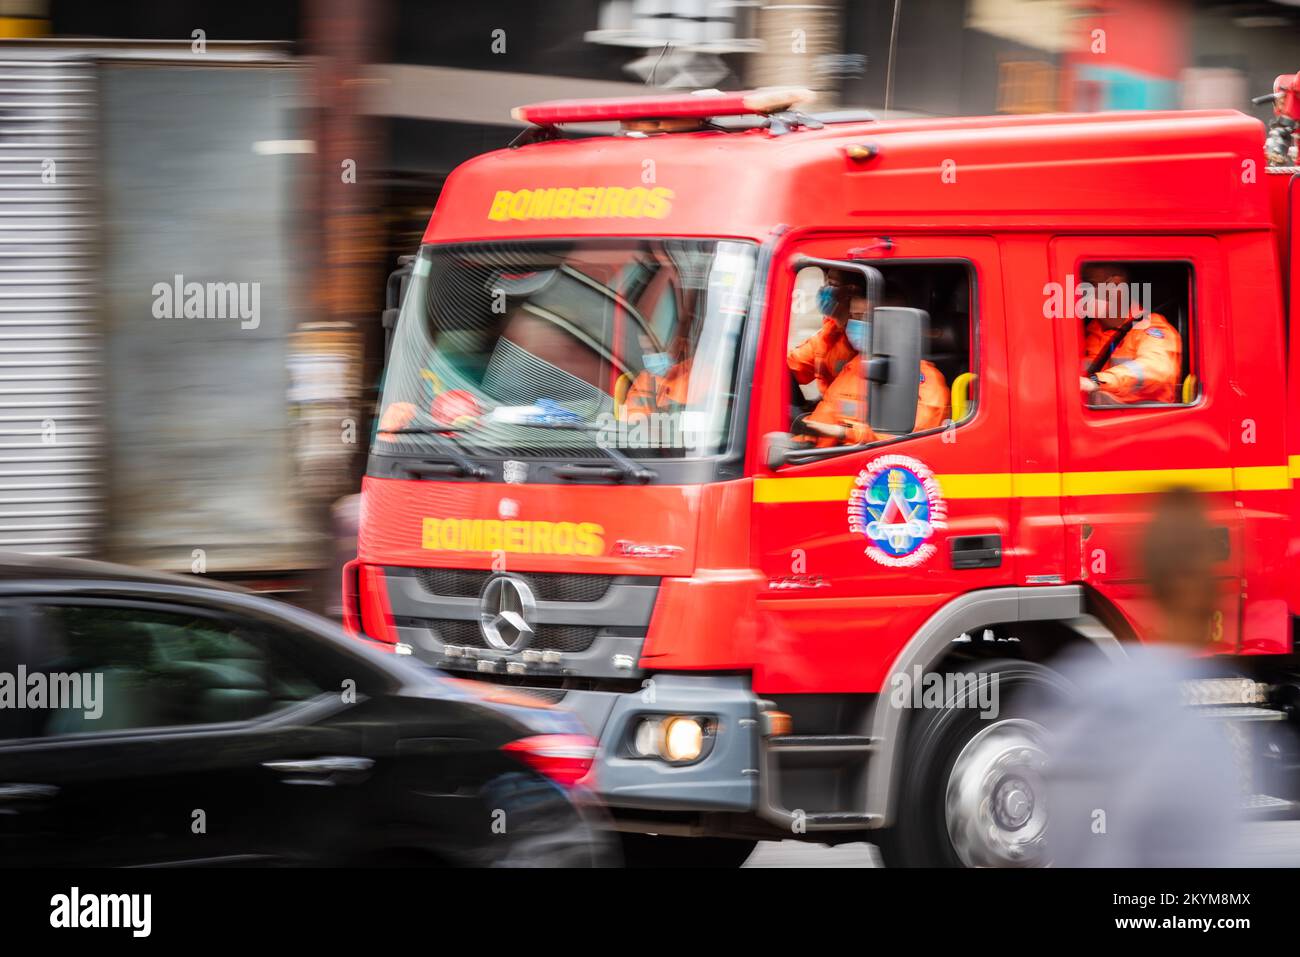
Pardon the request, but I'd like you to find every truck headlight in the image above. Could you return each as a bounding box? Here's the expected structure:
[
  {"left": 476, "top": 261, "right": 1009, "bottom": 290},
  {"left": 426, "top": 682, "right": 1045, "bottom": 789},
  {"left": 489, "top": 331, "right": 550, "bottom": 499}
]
[
  {"left": 662, "top": 716, "right": 704, "bottom": 763},
  {"left": 631, "top": 715, "right": 711, "bottom": 763},
  {"left": 633, "top": 718, "right": 661, "bottom": 757}
]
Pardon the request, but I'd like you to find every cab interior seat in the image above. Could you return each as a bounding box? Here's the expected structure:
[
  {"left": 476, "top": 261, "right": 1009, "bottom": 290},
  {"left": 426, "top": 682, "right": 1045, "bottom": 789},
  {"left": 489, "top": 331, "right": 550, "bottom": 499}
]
[{"left": 924, "top": 321, "right": 968, "bottom": 387}]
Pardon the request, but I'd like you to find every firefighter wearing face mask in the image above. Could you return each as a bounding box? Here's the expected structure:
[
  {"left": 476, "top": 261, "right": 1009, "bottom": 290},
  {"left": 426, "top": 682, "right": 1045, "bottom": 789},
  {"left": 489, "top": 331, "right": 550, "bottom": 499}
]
[
  {"left": 787, "top": 269, "right": 863, "bottom": 393},
  {"left": 800, "top": 296, "right": 949, "bottom": 447},
  {"left": 623, "top": 333, "right": 696, "bottom": 417}
]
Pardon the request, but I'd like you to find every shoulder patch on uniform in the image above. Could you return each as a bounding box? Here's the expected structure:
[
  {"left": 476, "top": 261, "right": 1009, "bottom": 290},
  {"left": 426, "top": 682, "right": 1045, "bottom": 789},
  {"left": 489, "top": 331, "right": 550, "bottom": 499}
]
[{"left": 1146, "top": 328, "right": 1165, "bottom": 339}]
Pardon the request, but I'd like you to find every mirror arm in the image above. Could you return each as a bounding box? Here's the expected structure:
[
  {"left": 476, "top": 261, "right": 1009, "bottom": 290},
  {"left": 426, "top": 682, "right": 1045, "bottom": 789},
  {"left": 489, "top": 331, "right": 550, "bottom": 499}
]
[
  {"left": 764, "top": 431, "right": 797, "bottom": 470},
  {"left": 863, "top": 356, "right": 890, "bottom": 383}
]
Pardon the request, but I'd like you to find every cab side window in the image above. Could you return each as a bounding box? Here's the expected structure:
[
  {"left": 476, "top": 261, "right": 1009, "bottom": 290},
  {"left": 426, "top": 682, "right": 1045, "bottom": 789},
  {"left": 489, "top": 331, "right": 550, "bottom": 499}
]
[
  {"left": 1075, "top": 260, "right": 1195, "bottom": 408},
  {"left": 784, "top": 261, "right": 974, "bottom": 447}
]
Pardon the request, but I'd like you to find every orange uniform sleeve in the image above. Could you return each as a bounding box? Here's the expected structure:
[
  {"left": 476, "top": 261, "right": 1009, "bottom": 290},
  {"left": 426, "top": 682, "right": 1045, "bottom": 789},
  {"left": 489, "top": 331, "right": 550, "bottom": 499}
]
[
  {"left": 821, "top": 361, "right": 950, "bottom": 447},
  {"left": 623, "top": 370, "right": 659, "bottom": 418},
  {"left": 1094, "top": 318, "right": 1181, "bottom": 402},
  {"left": 786, "top": 319, "right": 837, "bottom": 386},
  {"left": 915, "top": 361, "right": 949, "bottom": 430}
]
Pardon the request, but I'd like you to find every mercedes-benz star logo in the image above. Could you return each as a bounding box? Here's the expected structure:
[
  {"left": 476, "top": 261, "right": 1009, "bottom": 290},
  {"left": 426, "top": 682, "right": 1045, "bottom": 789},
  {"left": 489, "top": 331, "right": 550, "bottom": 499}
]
[{"left": 478, "top": 575, "right": 536, "bottom": 652}]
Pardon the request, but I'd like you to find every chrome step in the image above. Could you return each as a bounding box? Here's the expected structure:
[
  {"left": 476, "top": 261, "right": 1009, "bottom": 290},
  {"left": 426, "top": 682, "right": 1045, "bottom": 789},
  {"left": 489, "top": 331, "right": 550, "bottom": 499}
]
[
  {"left": 1240, "top": 793, "right": 1298, "bottom": 819},
  {"left": 1192, "top": 705, "right": 1284, "bottom": 722},
  {"left": 766, "top": 734, "right": 878, "bottom": 754},
  {"left": 800, "top": 811, "right": 881, "bottom": 829}
]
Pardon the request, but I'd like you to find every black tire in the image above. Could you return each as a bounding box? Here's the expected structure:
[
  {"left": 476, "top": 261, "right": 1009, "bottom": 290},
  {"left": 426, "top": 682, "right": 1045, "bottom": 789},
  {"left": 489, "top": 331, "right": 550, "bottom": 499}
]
[
  {"left": 875, "top": 658, "right": 1071, "bottom": 868},
  {"left": 619, "top": 833, "right": 757, "bottom": 868}
]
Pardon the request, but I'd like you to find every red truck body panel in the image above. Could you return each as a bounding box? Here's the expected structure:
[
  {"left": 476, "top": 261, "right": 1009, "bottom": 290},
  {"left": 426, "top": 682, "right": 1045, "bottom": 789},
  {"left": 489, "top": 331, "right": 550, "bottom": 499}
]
[{"left": 359, "top": 105, "right": 1297, "bottom": 700}]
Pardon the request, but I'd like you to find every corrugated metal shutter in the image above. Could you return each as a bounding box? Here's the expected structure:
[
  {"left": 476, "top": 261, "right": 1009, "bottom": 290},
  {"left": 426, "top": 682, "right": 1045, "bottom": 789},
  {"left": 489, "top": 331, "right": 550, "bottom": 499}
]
[{"left": 0, "top": 54, "right": 98, "bottom": 556}]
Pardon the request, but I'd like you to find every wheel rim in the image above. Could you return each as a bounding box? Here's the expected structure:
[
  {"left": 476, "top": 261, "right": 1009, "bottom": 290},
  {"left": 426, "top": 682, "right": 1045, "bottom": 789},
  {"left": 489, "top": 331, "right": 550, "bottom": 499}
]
[{"left": 944, "top": 717, "right": 1049, "bottom": 867}]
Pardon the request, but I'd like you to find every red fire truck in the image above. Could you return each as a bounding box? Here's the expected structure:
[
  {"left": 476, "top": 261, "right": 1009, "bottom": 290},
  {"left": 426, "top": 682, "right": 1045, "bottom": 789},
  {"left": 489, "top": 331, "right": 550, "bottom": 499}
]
[{"left": 346, "top": 81, "right": 1300, "bottom": 866}]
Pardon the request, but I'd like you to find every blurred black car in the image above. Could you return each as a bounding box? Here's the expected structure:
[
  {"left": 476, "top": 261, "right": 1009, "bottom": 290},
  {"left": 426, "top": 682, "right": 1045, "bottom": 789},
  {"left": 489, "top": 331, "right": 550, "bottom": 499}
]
[{"left": 0, "top": 554, "right": 611, "bottom": 866}]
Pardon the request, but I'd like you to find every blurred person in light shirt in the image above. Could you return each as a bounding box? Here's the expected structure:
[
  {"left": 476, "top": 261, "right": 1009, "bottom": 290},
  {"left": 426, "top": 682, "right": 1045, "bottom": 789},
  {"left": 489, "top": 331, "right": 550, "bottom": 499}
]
[{"left": 1031, "top": 488, "right": 1242, "bottom": 866}]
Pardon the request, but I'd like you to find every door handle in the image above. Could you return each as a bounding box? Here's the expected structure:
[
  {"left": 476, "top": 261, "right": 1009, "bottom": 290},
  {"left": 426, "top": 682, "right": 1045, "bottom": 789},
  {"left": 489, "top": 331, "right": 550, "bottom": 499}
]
[
  {"left": 0, "top": 783, "right": 59, "bottom": 802},
  {"left": 262, "top": 757, "right": 374, "bottom": 774},
  {"left": 950, "top": 534, "right": 1002, "bottom": 569},
  {"left": 1211, "top": 526, "right": 1231, "bottom": 562}
]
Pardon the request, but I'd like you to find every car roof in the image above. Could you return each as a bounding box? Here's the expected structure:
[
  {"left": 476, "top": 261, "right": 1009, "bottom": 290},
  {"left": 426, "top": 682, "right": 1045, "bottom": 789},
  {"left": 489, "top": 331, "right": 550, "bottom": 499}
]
[{"left": 0, "top": 550, "right": 246, "bottom": 593}]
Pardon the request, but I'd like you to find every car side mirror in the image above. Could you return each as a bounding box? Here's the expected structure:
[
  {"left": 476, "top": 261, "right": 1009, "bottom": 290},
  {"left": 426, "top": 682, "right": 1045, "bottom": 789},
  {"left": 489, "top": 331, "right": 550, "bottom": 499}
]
[
  {"left": 863, "top": 306, "right": 926, "bottom": 436},
  {"left": 764, "top": 431, "right": 798, "bottom": 470}
]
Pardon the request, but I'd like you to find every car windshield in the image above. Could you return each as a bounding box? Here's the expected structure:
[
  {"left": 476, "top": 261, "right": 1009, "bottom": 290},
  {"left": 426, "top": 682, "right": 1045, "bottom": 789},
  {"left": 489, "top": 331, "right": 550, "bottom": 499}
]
[{"left": 373, "top": 238, "right": 758, "bottom": 460}]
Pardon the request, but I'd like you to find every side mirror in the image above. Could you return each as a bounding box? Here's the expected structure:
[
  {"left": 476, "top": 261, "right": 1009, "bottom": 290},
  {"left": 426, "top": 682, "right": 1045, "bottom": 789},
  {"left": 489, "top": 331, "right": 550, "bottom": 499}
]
[
  {"left": 863, "top": 306, "right": 926, "bottom": 436},
  {"left": 764, "top": 431, "right": 798, "bottom": 470},
  {"left": 382, "top": 255, "right": 416, "bottom": 364}
]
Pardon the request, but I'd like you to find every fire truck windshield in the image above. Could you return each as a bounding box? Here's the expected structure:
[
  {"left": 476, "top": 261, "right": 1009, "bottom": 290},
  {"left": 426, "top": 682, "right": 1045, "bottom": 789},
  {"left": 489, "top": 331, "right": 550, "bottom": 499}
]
[{"left": 373, "top": 238, "right": 758, "bottom": 461}]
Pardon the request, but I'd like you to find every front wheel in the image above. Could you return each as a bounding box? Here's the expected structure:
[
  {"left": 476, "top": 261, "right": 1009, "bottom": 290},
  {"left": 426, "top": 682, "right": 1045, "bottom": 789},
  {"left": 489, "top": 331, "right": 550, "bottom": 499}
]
[
  {"left": 875, "top": 659, "right": 1071, "bottom": 868},
  {"left": 619, "top": 833, "right": 757, "bottom": 868}
]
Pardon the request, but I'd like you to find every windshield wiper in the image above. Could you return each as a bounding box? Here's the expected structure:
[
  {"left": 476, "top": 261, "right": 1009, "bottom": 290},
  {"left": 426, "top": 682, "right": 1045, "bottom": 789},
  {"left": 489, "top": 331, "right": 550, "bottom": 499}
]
[
  {"left": 379, "top": 426, "right": 488, "bottom": 480},
  {"left": 523, "top": 420, "right": 656, "bottom": 484}
]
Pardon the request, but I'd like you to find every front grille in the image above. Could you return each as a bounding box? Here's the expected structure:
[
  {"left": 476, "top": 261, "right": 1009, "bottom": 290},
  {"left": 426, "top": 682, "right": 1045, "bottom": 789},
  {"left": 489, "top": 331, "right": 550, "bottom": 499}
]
[
  {"left": 530, "top": 624, "right": 600, "bottom": 653},
  {"left": 425, "top": 618, "right": 482, "bottom": 646},
  {"left": 419, "top": 617, "right": 600, "bottom": 654},
  {"left": 415, "top": 568, "right": 613, "bottom": 603},
  {"left": 506, "top": 686, "right": 567, "bottom": 704}
]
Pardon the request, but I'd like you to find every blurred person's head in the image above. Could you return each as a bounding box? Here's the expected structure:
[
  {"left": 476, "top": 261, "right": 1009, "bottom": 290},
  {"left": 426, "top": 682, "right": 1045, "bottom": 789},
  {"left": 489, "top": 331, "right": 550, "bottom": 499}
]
[
  {"left": 818, "top": 268, "right": 866, "bottom": 327},
  {"left": 1142, "top": 487, "right": 1219, "bottom": 648},
  {"left": 1080, "top": 262, "right": 1130, "bottom": 328}
]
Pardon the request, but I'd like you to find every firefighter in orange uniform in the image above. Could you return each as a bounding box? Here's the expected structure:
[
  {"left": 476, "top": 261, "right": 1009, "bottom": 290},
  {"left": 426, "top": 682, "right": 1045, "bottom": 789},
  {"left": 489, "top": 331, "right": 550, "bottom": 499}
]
[
  {"left": 800, "top": 296, "right": 949, "bottom": 447},
  {"left": 787, "top": 269, "right": 861, "bottom": 391},
  {"left": 1078, "top": 263, "right": 1182, "bottom": 404},
  {"left": 624, "top": 334, "right": 696, "bottom": 416}
]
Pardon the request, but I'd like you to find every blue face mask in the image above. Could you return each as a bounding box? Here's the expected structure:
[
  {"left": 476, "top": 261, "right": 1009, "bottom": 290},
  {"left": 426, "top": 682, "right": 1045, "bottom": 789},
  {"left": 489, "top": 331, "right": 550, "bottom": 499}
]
[
  {"left": 643, "top": 352, "right": 672, "bottom": 376},
  {"left": 816, "top": 285, "right": 838, "bottom": 315},
  {"left": 844, "top": 318, "right": 868, "bottom": 352}
]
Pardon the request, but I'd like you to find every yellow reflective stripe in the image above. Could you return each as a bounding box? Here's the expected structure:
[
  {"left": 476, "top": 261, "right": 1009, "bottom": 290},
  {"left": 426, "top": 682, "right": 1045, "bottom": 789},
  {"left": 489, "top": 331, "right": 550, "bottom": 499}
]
[
  {"left": 752, "top": 475, "right": 855, "bottom": 503},
  {"left": 753, "top": 464, "right": 1294, "bottom": 503},
  {"left": 1061, "top": 468, "right": 1234, "bottom": 495},
  {"left": 935, "top": 473, "right": 1011, "bottom": 499},
  {"left": 1235, "top": 465, "right": 1291, "bottom": 491},
  {"left": 1010, "top": 473, "right": 1062, "bottom": 497}
]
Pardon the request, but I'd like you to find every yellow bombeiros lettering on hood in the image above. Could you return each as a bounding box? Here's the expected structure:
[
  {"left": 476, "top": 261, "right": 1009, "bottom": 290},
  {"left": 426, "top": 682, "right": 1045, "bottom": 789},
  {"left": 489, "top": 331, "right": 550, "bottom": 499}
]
[
  {"left": 422, "top": 518, "right": 606, "bottom": 556},
  {"left": 488, "top": 186, "right": 674, "bottom": 222}
]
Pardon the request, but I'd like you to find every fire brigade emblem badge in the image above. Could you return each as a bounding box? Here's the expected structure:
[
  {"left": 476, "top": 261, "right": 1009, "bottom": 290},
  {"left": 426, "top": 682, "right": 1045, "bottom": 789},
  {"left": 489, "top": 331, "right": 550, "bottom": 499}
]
[{"left": 847, "top": 454, "right": 948, "bottom": 568}]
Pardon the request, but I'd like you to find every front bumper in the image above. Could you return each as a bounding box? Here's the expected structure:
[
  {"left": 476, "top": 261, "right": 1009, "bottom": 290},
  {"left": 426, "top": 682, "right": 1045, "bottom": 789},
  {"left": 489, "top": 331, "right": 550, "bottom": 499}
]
[
  {"left": 384, "top": 565, "right": 760, "bottom": 812},
  {"left": 540, "top": 674, "right": 760, "bottom": 813}
]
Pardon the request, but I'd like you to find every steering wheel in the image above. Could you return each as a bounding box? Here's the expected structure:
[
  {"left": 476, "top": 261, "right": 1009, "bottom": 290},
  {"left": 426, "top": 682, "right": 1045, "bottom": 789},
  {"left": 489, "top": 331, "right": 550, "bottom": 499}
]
[{"left": 790, "top": 411, "right": 817, "bottom": 436}]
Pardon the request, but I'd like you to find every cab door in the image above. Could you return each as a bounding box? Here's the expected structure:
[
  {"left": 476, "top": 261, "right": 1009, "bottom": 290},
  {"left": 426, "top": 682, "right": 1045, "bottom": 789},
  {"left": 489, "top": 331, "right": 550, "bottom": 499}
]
[
  {"left": 1048, "top": 236, "right": 1241, "bottom": 652},
  {"left": 752, "top": 235, "right": 1013, "bottom": 694}
]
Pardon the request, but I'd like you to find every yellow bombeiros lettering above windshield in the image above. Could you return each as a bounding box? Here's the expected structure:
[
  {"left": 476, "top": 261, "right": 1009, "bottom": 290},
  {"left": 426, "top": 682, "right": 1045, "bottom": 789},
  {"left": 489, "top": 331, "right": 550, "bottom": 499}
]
[
  {"left": 488, "top": 186, "right": 673, "bottom": 222},
  {"left": 422, "top": 517, "right": 606, "bottom": 556}
]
